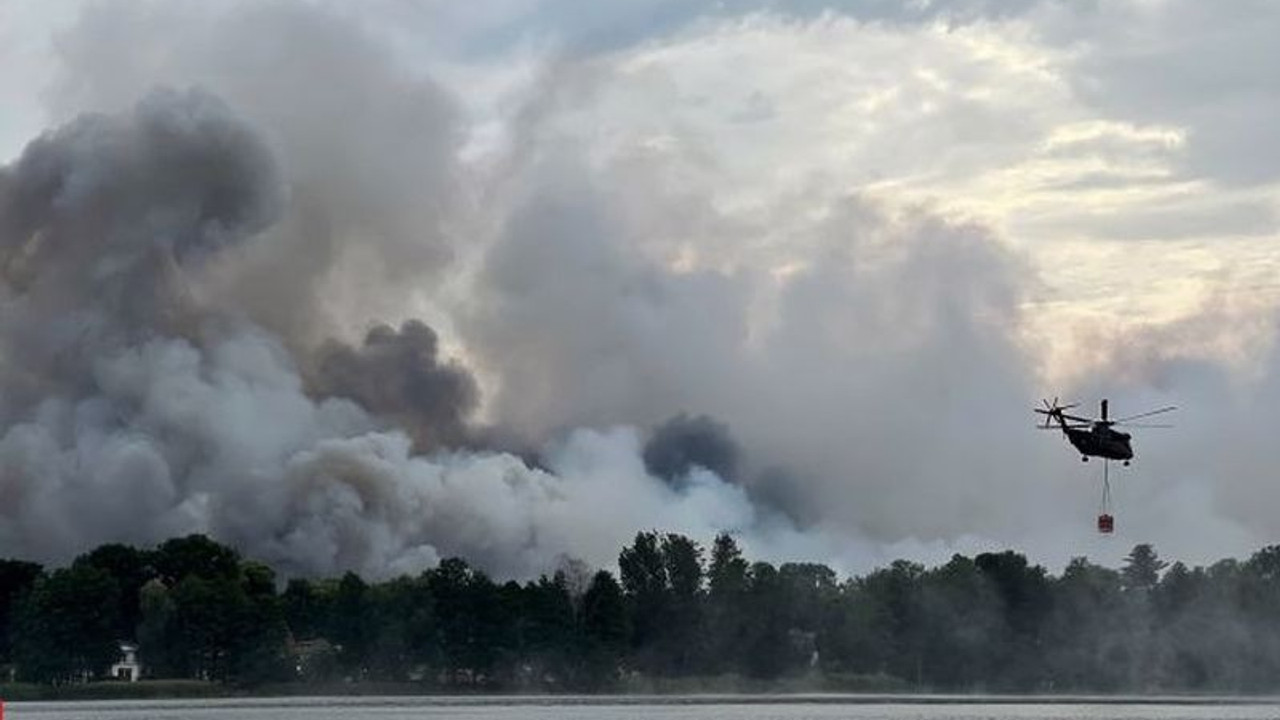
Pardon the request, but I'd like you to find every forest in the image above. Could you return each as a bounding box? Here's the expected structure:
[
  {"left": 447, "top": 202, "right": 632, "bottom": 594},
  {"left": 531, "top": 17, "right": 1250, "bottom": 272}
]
[{"left": 2, "top": 532, "right": 1278, "bottom": 693}]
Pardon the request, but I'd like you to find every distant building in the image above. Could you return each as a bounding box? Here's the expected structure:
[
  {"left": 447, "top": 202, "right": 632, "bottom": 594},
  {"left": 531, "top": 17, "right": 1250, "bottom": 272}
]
[
  {"left": 290, "top": 638, "right": 338, "bottom": 680},
  {"left": 110, "top": 642, "right": 141, "bottom": 682}
]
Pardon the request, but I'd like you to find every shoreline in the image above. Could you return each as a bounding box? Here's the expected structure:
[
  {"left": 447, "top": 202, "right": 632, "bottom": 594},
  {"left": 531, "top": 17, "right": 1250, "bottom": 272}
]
[{"left": 5, "top": 687, "right": 1280, "bottom": 705}]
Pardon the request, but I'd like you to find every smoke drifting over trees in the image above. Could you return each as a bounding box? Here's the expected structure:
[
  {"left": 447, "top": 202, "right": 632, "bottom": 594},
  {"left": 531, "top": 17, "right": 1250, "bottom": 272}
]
[
  {"left": 7, "top": 535, "right": 1280, "bottom": 693},
  {"left": 3, "top": 0, "right": 1273, "bottom": 581},
  {"left": 0, "top": 88, "right": 771, "bottom": 579}
]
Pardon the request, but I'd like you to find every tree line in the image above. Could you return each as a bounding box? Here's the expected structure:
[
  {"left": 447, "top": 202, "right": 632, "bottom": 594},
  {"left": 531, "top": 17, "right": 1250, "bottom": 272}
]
[{"left": 3, "top": 532, "right": 1280, "bottom": 691}]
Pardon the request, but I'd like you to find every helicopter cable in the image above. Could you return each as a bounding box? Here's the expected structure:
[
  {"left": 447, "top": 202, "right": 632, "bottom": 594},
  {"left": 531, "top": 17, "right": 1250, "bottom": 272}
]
[{"left": 1100, "top": 460, "right": 1112, "bottom": 516}]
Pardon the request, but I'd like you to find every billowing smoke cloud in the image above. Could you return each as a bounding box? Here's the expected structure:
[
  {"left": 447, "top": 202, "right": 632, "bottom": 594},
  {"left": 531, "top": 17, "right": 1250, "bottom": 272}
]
[
  {"left": 643, "top": 414, "right": 740, "bottom": 486},
  {"left": 0, "top": 88, "right": 787, "bottom": 579},
  {"left": 309, "top": 320, "right": 477, "bottom": 452},
  {"left": 13, "top": 0, "right": 1273, "bottom": 582},
  {"left": 0, "top": 88, "right": 277, "bottom": 406},
  {"left": 463, "top": 150, "right": 1057, "bottom": 549},
  {"left": 0, "top": 87, "right": 289, "bottom": 556},
  {"left": 0, "top": 1, "right": 1068, "bottom": 580},
  {"left": 44, "top": 1, "right": 464, "bottom": 348}
]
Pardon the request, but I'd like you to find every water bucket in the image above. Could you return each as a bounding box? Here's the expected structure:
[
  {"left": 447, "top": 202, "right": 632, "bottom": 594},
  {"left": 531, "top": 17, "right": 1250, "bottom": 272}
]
[{"left": 1097, "top": 513, "right": 1114, "bottom": 534}]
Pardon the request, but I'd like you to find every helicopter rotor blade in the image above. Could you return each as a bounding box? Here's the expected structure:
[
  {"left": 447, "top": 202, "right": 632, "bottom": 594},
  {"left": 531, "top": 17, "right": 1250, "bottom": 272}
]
[
  {"left": 1035, "top": 398, "right": 1083, "bottom": 429},
  {"left": 1114, "top": 422, "right": 1174, "bottom": 428},
  {"left": 1112, "top": 405, "right": 1177, "bottom": 424},
  {"left": 1033, "top": 408, "right": 1093, "bottom": 424}
]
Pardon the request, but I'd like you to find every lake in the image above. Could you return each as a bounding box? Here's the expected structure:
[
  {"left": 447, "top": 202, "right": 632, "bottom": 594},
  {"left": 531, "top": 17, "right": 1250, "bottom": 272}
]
[{"left": 7, "top": 696, "right": 1280, "bottom": 720}]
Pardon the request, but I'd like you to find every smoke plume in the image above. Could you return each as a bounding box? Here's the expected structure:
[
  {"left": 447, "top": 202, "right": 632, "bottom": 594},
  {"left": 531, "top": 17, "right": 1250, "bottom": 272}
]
[
  {"left": 308, "top": 320, "right": 477, "bottom": 452},
  {"left": 0, "top": 88, "right": 782, "bottom": 580},
  {"left": 9, "top": 0, "right": 1272, "bottom": 582},
  {"left": 0, "top": 2, "right": 1058, "bottom": 579},
  {"left": 643, "top": 414, "right": 740, "bottom": 486}
]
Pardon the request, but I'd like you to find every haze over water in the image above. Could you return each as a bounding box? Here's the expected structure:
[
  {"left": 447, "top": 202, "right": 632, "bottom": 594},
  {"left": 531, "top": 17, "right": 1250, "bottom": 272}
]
[{"left": 10, "top": 698, "right": 1280, "bottom": 720}]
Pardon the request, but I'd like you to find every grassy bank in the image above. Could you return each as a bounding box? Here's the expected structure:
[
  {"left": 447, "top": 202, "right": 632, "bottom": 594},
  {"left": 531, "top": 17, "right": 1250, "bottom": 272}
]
[
  {"left": 0, "top": 680, "right": 229, "bottom": 701},
  {"left": 0, "top": 672, "right": 907, "bottom": 701},
  {"left": 616, "top": 672, "right": 910, "bottom": 695}
]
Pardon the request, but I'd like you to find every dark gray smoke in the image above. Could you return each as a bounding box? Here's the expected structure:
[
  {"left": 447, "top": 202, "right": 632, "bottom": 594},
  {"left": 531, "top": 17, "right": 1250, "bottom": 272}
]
[
  {"left": 309, "top": 320, "right": 478, "bottom": 451},
  {"left": 22, "top": 0, "right": 1270, "bottom": 581},
  {"left": 0, "top": 89, "right": 770, "bottom": 580},
  {"left": 0, "top": 87, "right": 281, "bottom": 417},
  {"left": 0, "top": 88, "right": 286, "bottom": 556},
  {"left": 45, "top": 1, "right": 464, "bottom": 349},
  {"left": 643, "top": 414, "right": 740, "bottom": 485},
  {"left": 0, "top": 0, "right": 1060, "bottom": 584}
]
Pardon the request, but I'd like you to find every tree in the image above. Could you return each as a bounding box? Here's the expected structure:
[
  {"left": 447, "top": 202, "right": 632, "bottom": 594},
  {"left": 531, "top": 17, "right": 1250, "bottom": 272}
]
[
  {"left": 519, "top": 573, "right": 576, "bottom": 685},
  {"left": 328, "top": 572, "right": 373, "bottom": 676},
  {"left": 660, "top": 533, "right": 704, "bottom": 674},
  {"left": 779, "top": 562, "right": 838, "bottom": 631},
  {"left": 1043, "top": 557, "right": 1125, "bottom": 690},
  {"left": 347, "top": 574, "right": 437, "bottom": 680},
  {"left": 740, "top": 561, "right": 791, "bottom": 678},
  {"left": 859, "top": 560, "right": 926, "bottom": 684},
  {"left": 13, "top": 564, "right": 121, "bottom": 683},
  {"left": 973, "top": 551, "right": 1051, "bottom": 690},
  {"left": 706, "top": 534, "right": 750, "bottom": 674},
  {"left": 618, "top": 531, "right": 669, "bottom": 673},
  {"left": 229, "top": 562, "right": 290, "bottom": 684},
  {"left": 0, "top": 559, "right": 42, "bottom": 663},
  {"left": 427, "top": 558, "right": 510, "bottom": 684},
  {"left": 579, "top": 570, "right": 627, "bottom": 687},
  {"left": 153, "top": 535, "right": 240, "bottom": 585},
  {"left": 824, "top": 577, "right": 892, "bottom": 676},
  {"left": 159, "top": 563, "right": 289, "bottom": 685},
  {"left": 137, "top": 578, "right": 177, "bottom": 677},
  {"left": 916, "top": 554, "right": 1001, "bottom": 689},
  {"left": 167, "top": 574, "right": 240, "bottom": 680},
  {"left": 1152, "top": 562, "right": 1213, "bottom": 689},
  {"left": 74, "top": 544, "right": 154, "bottom": 643},
  {"left": 1122, "top": 544, "right": 1168, "bottom": 592},
  {"left": 282, "top": 578, "right": 331, "bottom": 641}
]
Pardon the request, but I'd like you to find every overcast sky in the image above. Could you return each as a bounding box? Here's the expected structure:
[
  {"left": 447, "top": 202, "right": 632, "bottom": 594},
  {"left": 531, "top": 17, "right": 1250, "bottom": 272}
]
[{"left": 2, "top": 0, "right": 1280, "bottom": 576}]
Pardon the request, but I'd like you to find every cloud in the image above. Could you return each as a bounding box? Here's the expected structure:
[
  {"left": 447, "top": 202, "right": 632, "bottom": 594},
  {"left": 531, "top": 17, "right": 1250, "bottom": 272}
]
[
  {"left": 0, "top": 87, "right": 812, "bottom": 580},
  {"left": 3, "top": 0, "right": 1280, "bottom": 581},
  {"left": 461, "top": 94, "right": 1062, "bottom": 550},
  {"left": 1041, "top": 0, "right": 1280, "bottom": 185},
  {"left": 48, "top": 1, "right": 465, "bottom": 346}
]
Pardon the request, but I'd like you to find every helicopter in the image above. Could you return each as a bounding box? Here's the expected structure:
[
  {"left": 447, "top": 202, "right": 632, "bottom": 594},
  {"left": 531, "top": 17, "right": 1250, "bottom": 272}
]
[{"left": 1034, "top": 398, "right": 1175, "bottom": 466}]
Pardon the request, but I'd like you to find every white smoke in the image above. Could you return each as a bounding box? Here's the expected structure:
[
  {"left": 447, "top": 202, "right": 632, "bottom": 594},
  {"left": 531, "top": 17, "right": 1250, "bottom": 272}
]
[
  {"left": 0, "top": 2, "right": 1064, "bottom": 579},
  {"left": 0, "top": 85, "right": 815, "bottom": 579},
  {"left": 10, "top": 0, "right": 1271, "bottom": 583}
]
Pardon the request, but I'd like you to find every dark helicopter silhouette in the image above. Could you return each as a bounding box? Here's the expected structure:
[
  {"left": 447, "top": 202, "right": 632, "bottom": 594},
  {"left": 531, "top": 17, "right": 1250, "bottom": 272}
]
[{"left": 1035, "top": 398, "right": 1175, "bottom": 466}]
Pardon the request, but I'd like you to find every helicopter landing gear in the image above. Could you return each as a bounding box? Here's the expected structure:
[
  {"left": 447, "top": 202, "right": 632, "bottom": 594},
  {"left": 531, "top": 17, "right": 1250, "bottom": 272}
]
[
  {"left": 1123, "top": 460, "right": 1130, "bottom": 467},
  {"left": 1082, "top": 456, "right": 1089, "bottom": 462}
]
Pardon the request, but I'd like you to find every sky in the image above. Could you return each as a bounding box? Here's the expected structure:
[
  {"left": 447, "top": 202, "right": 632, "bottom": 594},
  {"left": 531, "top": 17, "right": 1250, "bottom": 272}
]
[{"left": 1, "top": 0, "right": 1278, "bottom": 579}]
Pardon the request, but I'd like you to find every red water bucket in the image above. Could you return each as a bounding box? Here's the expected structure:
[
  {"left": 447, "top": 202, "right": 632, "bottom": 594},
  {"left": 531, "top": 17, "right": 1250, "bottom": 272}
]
[{"left": 1097, "top": 514, "right": 1114, "bottom": 534}]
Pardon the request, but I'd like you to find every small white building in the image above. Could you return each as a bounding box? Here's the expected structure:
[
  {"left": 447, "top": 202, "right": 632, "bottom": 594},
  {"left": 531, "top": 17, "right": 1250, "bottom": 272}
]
[{"left": 110, "top": 642, "right": 141, "bottom": 682}]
